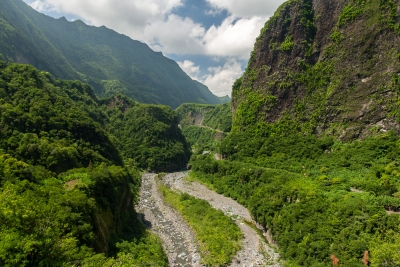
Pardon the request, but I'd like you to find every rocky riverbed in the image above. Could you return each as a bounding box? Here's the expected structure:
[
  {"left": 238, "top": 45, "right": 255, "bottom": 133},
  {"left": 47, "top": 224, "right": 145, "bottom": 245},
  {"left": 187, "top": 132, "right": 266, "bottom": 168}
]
[
  {"left": 162, "top": 172, "right": 281, "bottom": 267},
  {"left": 136, "top": 173, "right": 203, "bottom": 267},
  {"left": 137, "top": 172, "right": 281, "bottom": 267}
]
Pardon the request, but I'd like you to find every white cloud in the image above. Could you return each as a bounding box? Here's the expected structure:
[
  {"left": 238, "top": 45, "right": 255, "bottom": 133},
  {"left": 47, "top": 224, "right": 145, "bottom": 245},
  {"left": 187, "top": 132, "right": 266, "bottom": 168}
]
[
  {"left": 140, "top": 15, "right": 206, "bottom": 55},
  {"left": 177, "top": 60, "right": 200, "bottom": 77},
  {"left": 202, "top": 58, "right": 244, "bottom": 97},
  {"left": 206, "top": 0, "right": 285, "bottom": 18},
  {"left": 142, "top": 15, "right": 266, "bottom": 59},
  {"left": 30, "top": 0, "right": 183, "bottom": 29},
  {"left": 203, "top": 16, "right": 266, "bottom": 59},
  {"left": 178, "top": 59, "right": 243, "bottom": 97}
]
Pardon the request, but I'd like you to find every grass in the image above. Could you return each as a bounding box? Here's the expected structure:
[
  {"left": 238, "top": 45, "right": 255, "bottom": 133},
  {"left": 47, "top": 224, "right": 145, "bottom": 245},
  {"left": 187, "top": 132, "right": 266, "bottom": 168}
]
[{"left": 157, "top": 179, "right": 242, "bottom": 266}]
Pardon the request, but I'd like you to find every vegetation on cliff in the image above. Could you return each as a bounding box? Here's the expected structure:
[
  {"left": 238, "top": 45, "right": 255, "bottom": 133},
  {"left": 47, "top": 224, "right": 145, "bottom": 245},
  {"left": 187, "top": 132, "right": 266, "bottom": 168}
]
[
  {"left": 176, "top": 103, "right": 232, "bottom": 152},
  {"left": 0, "top": 61, "right": 191, "bottom": 265},
  {"left": 190, "top": 0, "right": 400, "bottom": 266},
  {"left": 233, "top": 0, "right": 400, "bottom": 139},
  {"left": 104, "top": 96, "right": 191, "bottom": 171}
]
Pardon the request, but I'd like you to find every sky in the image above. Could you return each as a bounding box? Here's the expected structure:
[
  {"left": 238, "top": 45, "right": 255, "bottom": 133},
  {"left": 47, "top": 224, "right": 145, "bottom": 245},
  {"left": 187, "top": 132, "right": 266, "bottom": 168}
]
[{"left": 22, "top": 0, "right": 286, "bottom": 97}]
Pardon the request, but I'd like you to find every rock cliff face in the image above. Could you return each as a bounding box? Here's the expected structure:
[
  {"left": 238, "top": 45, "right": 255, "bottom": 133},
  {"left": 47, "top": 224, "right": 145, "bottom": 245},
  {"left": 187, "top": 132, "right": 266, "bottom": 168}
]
[{"left": 233, "top": 0, "right": 400, "bottom": 140}]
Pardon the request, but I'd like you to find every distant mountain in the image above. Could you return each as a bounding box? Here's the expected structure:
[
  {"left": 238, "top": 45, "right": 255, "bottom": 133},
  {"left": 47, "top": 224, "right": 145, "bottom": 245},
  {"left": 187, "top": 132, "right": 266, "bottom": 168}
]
[
  {"left": 0, "top": 0, "right": 221, "bottom": 108},
  {"left": 218, "top": 95, "right": 231, "bottom": 104}
]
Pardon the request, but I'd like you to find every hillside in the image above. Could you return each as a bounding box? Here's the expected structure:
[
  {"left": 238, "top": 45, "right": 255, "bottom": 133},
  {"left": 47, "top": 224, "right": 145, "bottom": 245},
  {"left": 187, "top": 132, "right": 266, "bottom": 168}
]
[
  {"left": 232, "top": 0, "right": 400, "bottom": 139},
  {"left": 176, "top": 103, "right": 232, "bottom": 152},
  {"left": 0, "top": 61, "right": 191, "bottom": 266},
  {"left": 0, "top": 0, "right": 221, "bottom": 109},
  {"left": 103, "top": 95, "right": 191, "bottom": 172},
  {"left": 190, "top": 0, "right": 400, "bottom": 266}
]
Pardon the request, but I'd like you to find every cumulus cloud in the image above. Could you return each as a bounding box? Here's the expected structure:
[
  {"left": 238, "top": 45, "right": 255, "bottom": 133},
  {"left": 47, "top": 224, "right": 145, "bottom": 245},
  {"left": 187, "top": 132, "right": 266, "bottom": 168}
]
[
  {"left": 206, "top": 0, "right": 284, "bottom": 18},
  {"left": 178, "top": 59, "right": 243, "bottom": 97},
  {"left": 140, "top": 15, "right": 206, "bottom": 54},
  {"left": 202, "top": 58, "right": 244, "bottom": 97},
  {"left": 30, "top": 0, "right": 183, "bottom": 29},
  {"left": 145, "top": 15, "right": 264, "bottom": 59},
  {"left": 203, "top": 16, "right": 265, "bottom": 59},
  {"left": 177, "top": 60, "right": 200, "bottom": 77}
]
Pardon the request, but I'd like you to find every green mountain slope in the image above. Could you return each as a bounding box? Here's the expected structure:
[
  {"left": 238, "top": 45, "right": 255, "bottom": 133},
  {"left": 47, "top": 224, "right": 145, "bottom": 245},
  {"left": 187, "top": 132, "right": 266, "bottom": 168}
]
[
  {"left": 190, "top": 0, "right": 400, "bottom": 266},
  {"left": 0, "top": 61, "right": 191, "bottom": 266},
  {"left": 176, "top": 103, "right": 232, "bottom": 152},
  {"left": 0, "top": 0, "right": 221, "bottom": 109},
  {"left": 102, "top": 95, "right": 191, "bottom": 172}
]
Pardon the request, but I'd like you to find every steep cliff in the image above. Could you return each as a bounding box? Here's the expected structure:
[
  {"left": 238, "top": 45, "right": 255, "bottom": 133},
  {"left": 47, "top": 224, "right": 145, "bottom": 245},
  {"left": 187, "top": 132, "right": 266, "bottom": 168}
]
[{"left": 233, "top": 0, "right": 400, "bottom": 140}]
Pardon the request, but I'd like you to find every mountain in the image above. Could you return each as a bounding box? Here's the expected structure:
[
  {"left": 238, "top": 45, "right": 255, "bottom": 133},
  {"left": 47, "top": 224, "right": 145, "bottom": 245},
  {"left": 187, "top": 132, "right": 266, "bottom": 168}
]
[
  {"left": 102, "top": 95, "right": 191, "bottom": 172},
  {"left": 0, "top": 61, "right": 192, "bottom": 265},
  {"left": 218, "top": 95, "right": 231, "bottom": 104},
  {"left": 0, "top": 0, "right": 221, "bottom": 109},
  {"left": 232, "top": 0, "right": 400, "bottom": 140},
  {"left": 176, "top": 103, "right": 232, "bottom": 152},
  {"left": 190, "top": 0, "right": 400, "bottom": 266}
]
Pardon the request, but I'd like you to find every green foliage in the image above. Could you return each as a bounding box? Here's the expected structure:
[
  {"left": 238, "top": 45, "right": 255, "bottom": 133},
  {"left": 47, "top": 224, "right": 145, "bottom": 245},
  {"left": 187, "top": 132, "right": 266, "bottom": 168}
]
[
  {"left": 181, "top": 126, "right": 224, "bottom": 153},
  {"left": 0, "top": 62, "right": 177, "bottom": 266},
  {"left": 159, "top": 184, "right": 242, "bottom": 266},
  {"left": 338, "top": 1, "right": 367, "bottom": 26},
  {"left": 113, "top": 234, "right": 168, "bottom": 267},
  {"left": 202, "top": 103, "right": 232, "bottom": 132},
  {"left": 299, "top": 0, "right": 316, "bottom": 42},
  {"left": 81, "top": 233, "right": 168, "bottom": 267},
  {"left": 280, "top": 35, "right": 295, "bottom": 51},
  {"left": 369, "top": 231, "right": 400, "bottom": 266},
  {"left": 191, "top": 131, "right": 400, "bottom": 266},
  {"left": 104, "top": 98, "right": 191, "bottom": 171},
  {"left": 233, "top": 91, "right": 277, "bottom": 131},
  {"left": 330, "top": 30, "right": 344, "bottom": 43},
  {"left": 0, "top": 178, "right": 96, "bottom": 266},
  {"left": 379, "top": 0, "right": 400, "bottom": 32},
  {"left": 176, "top": 102, "right": 232, "bottom": 133},
  {"left": 176, "top": 102, "right": 232, "bottom": 153},
  {"left": 0, "top": 63, "right": 122, "bottom": 172}
]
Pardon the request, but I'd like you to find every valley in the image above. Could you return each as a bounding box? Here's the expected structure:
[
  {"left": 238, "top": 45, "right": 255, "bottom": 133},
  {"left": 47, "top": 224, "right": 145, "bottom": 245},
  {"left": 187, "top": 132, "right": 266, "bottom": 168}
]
[
  {"left": 1, "top": 0, "right": 400, "bottom": 266},
  {"left": 137, "top": 171, "right": 281, "bottom": 266}
]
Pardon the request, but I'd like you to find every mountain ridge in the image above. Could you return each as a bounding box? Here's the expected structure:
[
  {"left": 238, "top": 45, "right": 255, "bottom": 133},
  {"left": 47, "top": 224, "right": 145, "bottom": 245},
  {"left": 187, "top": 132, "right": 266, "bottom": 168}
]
[{"left": 0, "top": 0, "right": 221, "bottom": 108}]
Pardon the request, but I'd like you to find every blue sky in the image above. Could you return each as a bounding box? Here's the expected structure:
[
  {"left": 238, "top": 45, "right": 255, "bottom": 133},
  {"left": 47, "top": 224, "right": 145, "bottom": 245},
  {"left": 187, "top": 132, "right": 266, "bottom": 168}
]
[{"left": 23, "top": 0, "right": 285, "bottom": 97}]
